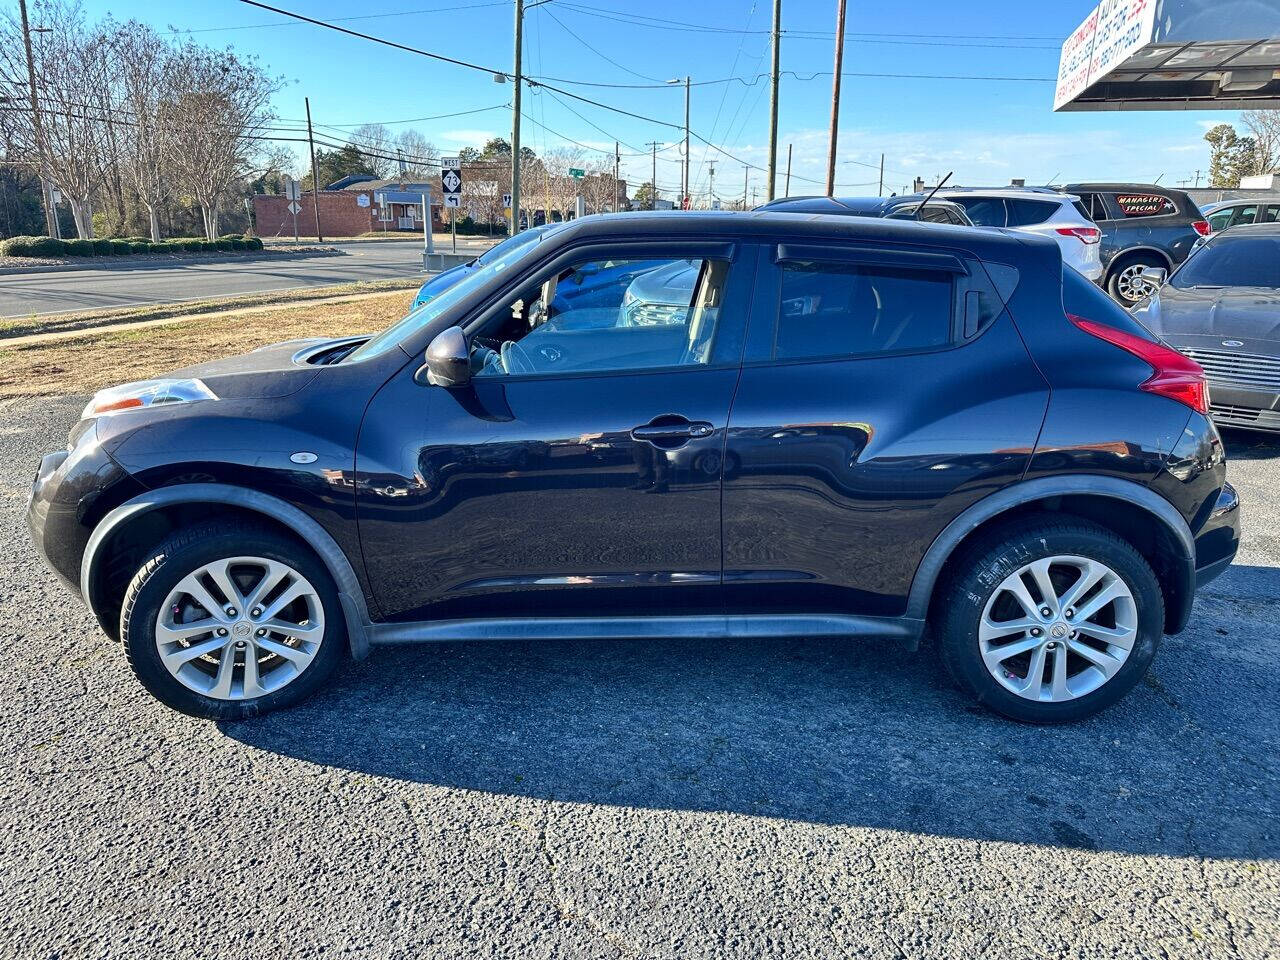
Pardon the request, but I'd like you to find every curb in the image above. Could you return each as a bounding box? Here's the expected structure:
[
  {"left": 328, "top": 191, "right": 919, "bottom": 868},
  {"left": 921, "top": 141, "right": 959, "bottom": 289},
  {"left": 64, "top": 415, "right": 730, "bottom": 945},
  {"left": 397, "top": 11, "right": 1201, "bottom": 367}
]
[{"left": 0, "top": 247, "right": 345, "bottom": 276}]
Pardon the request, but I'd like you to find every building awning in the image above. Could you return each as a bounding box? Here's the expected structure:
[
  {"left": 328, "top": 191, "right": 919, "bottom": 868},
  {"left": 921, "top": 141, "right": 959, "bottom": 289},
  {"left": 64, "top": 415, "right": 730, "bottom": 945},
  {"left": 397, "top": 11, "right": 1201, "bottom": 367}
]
[{"left": 1055, "top": 0, "right": 1280, "bottom": 111}]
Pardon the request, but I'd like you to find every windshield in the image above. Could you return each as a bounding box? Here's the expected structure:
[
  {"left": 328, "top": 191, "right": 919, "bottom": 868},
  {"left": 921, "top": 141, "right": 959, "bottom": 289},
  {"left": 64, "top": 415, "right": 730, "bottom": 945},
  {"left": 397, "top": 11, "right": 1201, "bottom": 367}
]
[
  {"left": 1170, "top": 235, "right": 1280, "bottom": 290},
  {"left": 345, "top": 228, "right": 549, "bottom": 362}
]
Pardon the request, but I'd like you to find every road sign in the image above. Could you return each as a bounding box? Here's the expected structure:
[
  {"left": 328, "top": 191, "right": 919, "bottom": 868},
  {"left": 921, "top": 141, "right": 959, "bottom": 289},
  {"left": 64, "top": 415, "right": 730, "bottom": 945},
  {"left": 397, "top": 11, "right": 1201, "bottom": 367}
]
[
  {"left": 284, "top": 178, "right": 300, "bottom": 201},
  {"left": 287, "top": 200, "right": 302, "bottom": 215},
  {"left": 569, "top": 168, "right": 585, "bottom": 178},
  {"left": 711, "top": 199, "right": 721, "bottom": 210},
  {"left": 442, "top": 169, "right": 462, "bottom": 193},
  {"left": 441, "top": 156, "right": 461, "bottom": 169},
  {"left": 444, "top": 194, "right": 461, "bottom": 208},
  {"left": 502, "top": 193, "right": 512, "bottom": 208}
]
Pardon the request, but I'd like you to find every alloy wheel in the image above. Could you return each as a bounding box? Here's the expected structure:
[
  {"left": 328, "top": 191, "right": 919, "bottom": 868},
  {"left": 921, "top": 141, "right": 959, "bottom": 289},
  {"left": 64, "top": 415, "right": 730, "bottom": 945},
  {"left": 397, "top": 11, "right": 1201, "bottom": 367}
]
[
  {"left": 978, "top": 554, "right": 1137, "bottom": 702},
  {"left": 1115, "top": 263, "right": 1157, "bottom": 303},
  {"left": 154, "top": 556, "right": 325, "bottom": 701}
]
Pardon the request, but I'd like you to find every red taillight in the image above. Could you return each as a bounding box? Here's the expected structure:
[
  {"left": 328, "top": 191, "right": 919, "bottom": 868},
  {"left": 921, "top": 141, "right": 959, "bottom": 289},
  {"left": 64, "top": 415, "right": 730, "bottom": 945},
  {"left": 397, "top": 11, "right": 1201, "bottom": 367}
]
[
  {"left": 1068, "top": 314, "right": 1209, "bottom": 414},
  {"left": 1192, "top": 219, "right": 1211, "bottom": 237},
  {"left": 1056, "top": 226, "right": 1101, "bottom": 244},
  {"left": 90, "top": 396, "right": 144, "bottom": 414}
]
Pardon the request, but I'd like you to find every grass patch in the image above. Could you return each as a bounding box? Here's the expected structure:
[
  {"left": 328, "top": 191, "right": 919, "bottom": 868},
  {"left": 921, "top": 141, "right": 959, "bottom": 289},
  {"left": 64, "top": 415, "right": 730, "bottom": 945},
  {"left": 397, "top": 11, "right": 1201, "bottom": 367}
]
[
  {"left": 0, "top": 277, "right": 422, "bottom": 342},
  {"left": 0, "top": 289, "right": 416, "bottom": 398}
]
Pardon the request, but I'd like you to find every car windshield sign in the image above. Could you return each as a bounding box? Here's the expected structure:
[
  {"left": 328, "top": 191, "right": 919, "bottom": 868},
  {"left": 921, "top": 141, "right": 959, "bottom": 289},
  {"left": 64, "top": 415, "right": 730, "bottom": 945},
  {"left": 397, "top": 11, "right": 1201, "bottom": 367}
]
[
  {"left": 346, "top": 232, "right": 545, "bottom": 362},
  {"left": 1170, "top": 236, "right": 1280, "bottom": 290}
]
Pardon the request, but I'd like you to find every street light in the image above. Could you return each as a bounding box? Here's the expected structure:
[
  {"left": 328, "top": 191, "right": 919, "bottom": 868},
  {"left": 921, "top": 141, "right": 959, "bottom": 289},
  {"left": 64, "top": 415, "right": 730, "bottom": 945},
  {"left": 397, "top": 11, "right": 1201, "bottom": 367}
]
[{"left": 667, "top": 77, "right": 690, "bottom": 208}]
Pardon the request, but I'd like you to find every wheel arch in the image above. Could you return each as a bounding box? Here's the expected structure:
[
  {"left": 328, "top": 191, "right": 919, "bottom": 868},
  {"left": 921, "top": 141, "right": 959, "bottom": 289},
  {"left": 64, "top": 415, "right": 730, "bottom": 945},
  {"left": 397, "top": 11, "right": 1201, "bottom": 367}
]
[
  {"left": 910, "top": 476, "right": 1195, "bottom": 635},
  {"left": 1105, "top": 245, "right": 1173, "bottom": 279},
  {"left": 81, "top": 484, "right": 371, "bottom": 658}
]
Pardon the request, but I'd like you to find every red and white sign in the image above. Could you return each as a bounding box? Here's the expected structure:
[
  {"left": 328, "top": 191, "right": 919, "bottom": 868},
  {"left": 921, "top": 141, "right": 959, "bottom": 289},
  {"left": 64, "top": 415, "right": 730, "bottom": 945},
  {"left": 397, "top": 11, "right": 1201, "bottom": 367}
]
[{"left": 1054, "top": 0, "right": 1158, "bottom": 111}]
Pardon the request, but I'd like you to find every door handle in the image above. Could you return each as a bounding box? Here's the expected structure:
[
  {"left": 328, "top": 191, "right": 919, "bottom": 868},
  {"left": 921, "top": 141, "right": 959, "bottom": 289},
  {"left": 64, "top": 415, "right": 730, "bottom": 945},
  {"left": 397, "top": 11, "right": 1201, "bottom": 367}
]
[{"left": 631, "top": 418, "right": 715, "bottom": 446}]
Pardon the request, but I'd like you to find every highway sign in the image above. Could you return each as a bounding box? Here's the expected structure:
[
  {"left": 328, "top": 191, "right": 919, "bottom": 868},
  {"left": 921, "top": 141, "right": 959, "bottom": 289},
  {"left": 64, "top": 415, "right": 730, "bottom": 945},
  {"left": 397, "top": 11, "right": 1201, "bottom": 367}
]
[
  {"left": 441, "top": 156, "right": 461, "bottom": 169},
  {"left": 569, "top": 167, "right": 585, "bottom": 178},
  {"left": 444, "top": 194, "right": 461, "bottom": 208},
  {"left": 287, "top": 200, "right": 302, "bottom": 215},
  {"left": 442, "top": 169, "right": 462, "bottom": 193},
  {"left": 502, "top": 193, "right": 512, "bottom": 208},
  {"left": 284, "top": 178, "right": 300, "bottom": 201}
]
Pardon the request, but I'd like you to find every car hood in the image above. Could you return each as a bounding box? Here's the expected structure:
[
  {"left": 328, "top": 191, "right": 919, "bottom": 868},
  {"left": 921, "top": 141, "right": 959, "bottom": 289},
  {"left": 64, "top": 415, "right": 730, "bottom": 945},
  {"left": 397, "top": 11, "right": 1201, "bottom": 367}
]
[
  {"left": 416, "top": 261, "right": 475, "bottom": 300},
  {"left": 627, "top": 261, "right": 700, "bottom": 305},
  {"left": 1137, "top": 285, "right": 1280, "bottom": 352},
  {"left": 166, "top": 337, "right": 327, "bottom": 399}
]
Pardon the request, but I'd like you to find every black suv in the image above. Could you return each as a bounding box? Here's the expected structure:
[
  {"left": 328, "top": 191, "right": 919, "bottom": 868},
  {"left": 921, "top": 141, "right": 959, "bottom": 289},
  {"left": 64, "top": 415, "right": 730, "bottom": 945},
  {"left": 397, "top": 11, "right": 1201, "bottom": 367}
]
[
  {"left": 27, "top": 212, "right": 1239, "bottom": 723},
  {"left": 1064, "top": 183, "right": 1210, "bottom": 307},
  {"left": 756, "top": 193, "right": 973, "bottom": 225}
]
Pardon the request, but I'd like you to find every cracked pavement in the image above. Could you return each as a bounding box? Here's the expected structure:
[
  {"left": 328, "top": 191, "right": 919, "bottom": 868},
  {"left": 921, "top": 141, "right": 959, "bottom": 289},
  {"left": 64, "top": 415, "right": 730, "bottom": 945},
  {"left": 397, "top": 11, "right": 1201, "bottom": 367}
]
[{"left": 0, "top": 394, "right": 1277, "bottom": 959}]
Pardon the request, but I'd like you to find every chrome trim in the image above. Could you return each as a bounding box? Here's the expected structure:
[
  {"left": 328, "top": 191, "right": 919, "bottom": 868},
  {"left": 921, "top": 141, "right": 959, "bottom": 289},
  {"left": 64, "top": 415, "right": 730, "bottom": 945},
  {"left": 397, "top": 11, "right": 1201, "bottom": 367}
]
[{"left": 1184, "top": 348, "right": 1280, "bottom": 393}]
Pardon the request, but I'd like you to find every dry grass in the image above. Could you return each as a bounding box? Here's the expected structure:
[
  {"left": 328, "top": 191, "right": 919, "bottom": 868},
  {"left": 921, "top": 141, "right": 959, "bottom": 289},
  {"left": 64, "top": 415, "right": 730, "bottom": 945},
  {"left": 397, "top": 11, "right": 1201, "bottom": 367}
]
[{"left": 0, "top": 289, "right": 416, "bottom": 398}]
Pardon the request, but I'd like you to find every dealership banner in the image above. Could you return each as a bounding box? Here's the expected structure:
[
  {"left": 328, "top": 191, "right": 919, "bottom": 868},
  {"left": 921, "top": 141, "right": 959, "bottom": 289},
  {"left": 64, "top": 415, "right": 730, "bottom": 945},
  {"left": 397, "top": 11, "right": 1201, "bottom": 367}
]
[{"left": 1054, "top": 0, "right": 1159, "bottom": 111}]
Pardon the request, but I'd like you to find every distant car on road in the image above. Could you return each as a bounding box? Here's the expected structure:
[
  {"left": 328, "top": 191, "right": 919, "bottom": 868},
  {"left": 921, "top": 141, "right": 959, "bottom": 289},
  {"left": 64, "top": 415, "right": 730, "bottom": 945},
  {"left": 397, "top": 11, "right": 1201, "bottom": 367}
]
[
  {"left": 933, "top": 188, "right": 1103, "bottom": 283},
  {"left": 1200, "top": 198, "right": 1280, "bottom": 233},
  {"left": 755, "top": 193, "right": 974, "bottom": 225},
  {"left": 411, "top": 224, "right": 557, "bottom": 310},
  {"left": 1132, "top": 223, "right": 1280, "bottom": 434},
  {"left": 1063, "top": 183, "right": 1210, "bottom": 308}
]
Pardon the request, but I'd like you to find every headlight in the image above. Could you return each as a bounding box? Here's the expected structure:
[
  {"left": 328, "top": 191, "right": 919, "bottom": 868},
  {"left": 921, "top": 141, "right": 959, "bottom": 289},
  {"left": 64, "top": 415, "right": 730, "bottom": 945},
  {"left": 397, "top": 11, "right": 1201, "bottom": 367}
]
[{"left": 82, "top": 378, "right": 217, "bottom": 419}]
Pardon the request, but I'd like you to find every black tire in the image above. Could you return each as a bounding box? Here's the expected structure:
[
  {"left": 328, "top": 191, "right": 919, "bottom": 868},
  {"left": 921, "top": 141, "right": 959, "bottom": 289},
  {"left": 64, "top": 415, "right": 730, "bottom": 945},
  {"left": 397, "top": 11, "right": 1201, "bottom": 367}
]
[
  {"left": 1106, "top": 253, "right": 1165, "bottom": 307},
  {"left": 120, "top": 521, "right": 346, "bottom": 719},
  {"left": 936, "top": 518, "right": 1164, "bottom": 724}
]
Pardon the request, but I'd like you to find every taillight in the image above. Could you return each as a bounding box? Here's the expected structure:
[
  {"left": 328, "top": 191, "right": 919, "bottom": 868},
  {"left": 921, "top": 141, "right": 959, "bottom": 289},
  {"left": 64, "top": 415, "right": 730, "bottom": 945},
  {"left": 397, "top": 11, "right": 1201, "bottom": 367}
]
[
  {"left": 1192, "top": 220, "right": 1211, "bottom": 237},
  {"left": 1056, "top": 226, "right": 1101, "bottom": 244},
  {"left": 1068, "top": 314, "right": 1209, "bottom": 414}
]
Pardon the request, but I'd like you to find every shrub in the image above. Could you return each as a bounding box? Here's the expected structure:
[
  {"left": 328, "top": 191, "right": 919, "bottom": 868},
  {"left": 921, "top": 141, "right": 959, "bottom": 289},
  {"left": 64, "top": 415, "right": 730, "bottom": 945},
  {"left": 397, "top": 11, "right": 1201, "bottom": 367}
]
[
  {"left": 228, "top": 238, "right": 246, "bottom": 251},
  {"left": 243, "top": 236, "right": 263, "bottom": 251},
  {"left": 149, "top": 242, "right": 168, "bottom": 253},
  {"left": 214, "top": 239, "right": 233, "bottom": 252},
  {"left": 66, "top": 238, "right": 96, "bottom": 257},
  {"left": 220, "top": 233, "right": 243, "bottom": 241},
  {"left": 183, "top": 239, "right": 203, "bottom": 252},
  {"left": 130, "top": 241, "right": 151, "bottom": 254},
  {"left": 1, "top": 235, "right": 68, "bottom": 258},
  {"left": 120, "top": 236, "right": 149, "bottom": 244},
  {"left": 92, "top": 238, "right": 112, "bottom": 255},
  {"left": 109, "top": 239, "right": 132, "bottom": 255}
]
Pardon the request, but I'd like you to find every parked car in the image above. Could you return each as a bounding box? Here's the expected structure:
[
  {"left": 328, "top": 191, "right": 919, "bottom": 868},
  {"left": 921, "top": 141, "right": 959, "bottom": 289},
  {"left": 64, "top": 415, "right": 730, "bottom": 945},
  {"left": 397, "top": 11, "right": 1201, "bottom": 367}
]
[
  {"left": 1131, "top": 223, "right": 1280, "bottom": 433},
  {"left": 28, "top": 211, "right": 1238, "bottom": 724},
  {"left": 1200, "top": 198, "right": 1280, "bottom": 233},
  {"left": 410, "top": 223, "right": 557, "bottom": 310},
  {"left": 1062, "top": 183, "right": 1210, "bottom": 308},
  {"left": 934, "top": 188, "right": 1103, "bottom": 283},
  {"left": 755, "top": 194, "right": 974, "bottom": 226}
]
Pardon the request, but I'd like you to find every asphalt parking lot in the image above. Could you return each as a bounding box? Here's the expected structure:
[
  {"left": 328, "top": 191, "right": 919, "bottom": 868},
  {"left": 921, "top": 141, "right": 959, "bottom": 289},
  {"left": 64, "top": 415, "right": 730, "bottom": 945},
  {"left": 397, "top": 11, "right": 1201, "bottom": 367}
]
[{"left": 1, "top": 393, "right": 1277, "bottom": 959}]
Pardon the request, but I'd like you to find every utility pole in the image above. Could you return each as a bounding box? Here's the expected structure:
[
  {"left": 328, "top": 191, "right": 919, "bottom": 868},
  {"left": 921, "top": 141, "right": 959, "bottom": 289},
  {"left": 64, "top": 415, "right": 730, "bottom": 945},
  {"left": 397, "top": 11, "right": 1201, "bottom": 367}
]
[
  {"left": 1194, "top": 169, "right": 1202, "bottom": 187},
  {"left": 683, "top": 77, "right": 691, "bottom": 207},
  {"left": 825, "top": 0, "right": 847, "bottom": 197},
  {"left": 785, "top": 143, "right": 793, "bottom": 197},
  {"left": 614, "top": 141, "right": 620, "bottom": 212},
  {"left": 766, "top": 0, "right": 782, "bottom": 201},
  {"left": 18, "top": 0, "right": 55, "bottom": 237},
  {"left": 646, "top": 141, "right": 661, "bottom": 209},
  {"left": 305, "top": 97, "right": 323, "bottom": 241},
  {"left": 709, "top": 160, "right": 716, "bottom": 207},
  {"left": 742, "top": 165, "right": 749, "bottom": 210},
  {"left": 510, "top": 0, "right": 524, "bottom": 233},
  {"left": 878, "top": 153, "right": 884, "bottom": 197}
]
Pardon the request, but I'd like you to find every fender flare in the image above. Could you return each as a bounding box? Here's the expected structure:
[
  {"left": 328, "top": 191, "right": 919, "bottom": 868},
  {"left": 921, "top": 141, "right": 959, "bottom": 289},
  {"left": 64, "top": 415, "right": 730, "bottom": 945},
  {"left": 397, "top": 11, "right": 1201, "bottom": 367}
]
[
  {"left": 905, "top": 475, "right": 1195, "bottom": 628},
  {"left": 1104, "top": 245, "right": 1173, "bottom": 278},
  {"left": 81, "top": 484, "right": 372, "bottom": 659}
]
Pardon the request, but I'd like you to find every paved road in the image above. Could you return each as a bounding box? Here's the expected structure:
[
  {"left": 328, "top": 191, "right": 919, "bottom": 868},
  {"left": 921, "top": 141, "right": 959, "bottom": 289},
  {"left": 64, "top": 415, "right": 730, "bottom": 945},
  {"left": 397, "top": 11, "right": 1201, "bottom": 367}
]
[
  {"left": 0, "top": 240, "right": 470, "bottom": 319},
  {"left": 1, "top": 394, "right": 1277, "bottom": 959}
]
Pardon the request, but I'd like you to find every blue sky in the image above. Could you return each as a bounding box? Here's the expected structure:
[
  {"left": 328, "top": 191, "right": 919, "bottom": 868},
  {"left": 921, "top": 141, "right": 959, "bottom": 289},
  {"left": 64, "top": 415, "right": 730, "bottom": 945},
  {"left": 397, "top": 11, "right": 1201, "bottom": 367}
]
[{"left": 74, "top": 0, "right": 1236, "bottom": 199}]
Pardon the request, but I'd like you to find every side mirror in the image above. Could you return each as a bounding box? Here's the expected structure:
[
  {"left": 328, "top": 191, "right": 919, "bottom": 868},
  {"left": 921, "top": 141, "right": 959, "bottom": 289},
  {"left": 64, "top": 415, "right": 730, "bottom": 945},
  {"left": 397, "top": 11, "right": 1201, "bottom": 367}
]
[
  {"left": 422, "top": 326, "right": 471, "bottom": 388},
  {"left": 1134, "top": 266, "right": 1167, "bottom": 298}
]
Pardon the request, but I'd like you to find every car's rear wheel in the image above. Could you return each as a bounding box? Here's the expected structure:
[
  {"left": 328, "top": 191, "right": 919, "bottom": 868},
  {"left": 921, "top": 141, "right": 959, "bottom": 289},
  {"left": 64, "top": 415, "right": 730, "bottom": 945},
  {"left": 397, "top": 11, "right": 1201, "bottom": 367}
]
[
  {"left": 937, "top": 519, "right": 1164, "bottom": 723},
  {"left": 1107, "top": 255, "right": 1166, "bottom": 307},
  {"left": 120, "top": 522, "right": 346, "bottom": 719}
]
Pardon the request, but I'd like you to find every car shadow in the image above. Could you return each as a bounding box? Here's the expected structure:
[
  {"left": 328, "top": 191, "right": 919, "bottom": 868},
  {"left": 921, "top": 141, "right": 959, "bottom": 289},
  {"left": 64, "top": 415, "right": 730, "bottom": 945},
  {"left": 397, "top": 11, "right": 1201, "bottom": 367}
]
[
  {"left": 223, "top": 565, "right": 1280, "bottom": 861},
  {"left": 1221, "top": 427, "right": 1280, "bottom": 460}
]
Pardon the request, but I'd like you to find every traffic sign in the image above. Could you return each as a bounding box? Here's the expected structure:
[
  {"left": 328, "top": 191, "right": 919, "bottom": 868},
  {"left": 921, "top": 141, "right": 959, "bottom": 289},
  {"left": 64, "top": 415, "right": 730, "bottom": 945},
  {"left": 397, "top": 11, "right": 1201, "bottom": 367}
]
[
  {"left": 444, "top": 194, "right": 461, "bottom": 208},
  {"left": 502, "top": 193, "right": 512, "bottom": 208},
  {"left": 287, "top": 200, "right": 302, "bottom": 215},
  {"left": 569, "top": 168, "right": 585, "bottom": 178},
  {"left": 442, "top": 169, "right": 462, "bottom": 193},
  {"left": 284, "top": 178, "right": 300, "bottom": 201},
  {"left": 441, "top": 157, "right": 461, "bottom": 169}
]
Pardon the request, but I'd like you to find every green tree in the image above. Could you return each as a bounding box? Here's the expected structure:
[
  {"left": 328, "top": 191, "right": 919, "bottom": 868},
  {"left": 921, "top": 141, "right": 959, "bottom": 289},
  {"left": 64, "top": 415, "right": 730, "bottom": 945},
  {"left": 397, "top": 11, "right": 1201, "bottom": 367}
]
[
  {"left": 1205, "top": 123, "right": 1260, "bottom": 187},
  {"left": 631, "top": 180, "right": 656, "bottom": 210},
  {"left": 300, "top": 145, "right": 376, "bottom": 191}
]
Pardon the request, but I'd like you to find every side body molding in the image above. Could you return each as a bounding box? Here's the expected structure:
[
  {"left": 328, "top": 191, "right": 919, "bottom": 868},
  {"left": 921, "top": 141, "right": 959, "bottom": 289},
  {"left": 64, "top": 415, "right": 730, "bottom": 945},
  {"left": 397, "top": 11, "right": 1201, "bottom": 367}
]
[
  {"left": 905, "top": 474, "right": 1196, "bottom": 626},
  {"left": 81, "top": 484, "right": 372, "bottom": 658}
]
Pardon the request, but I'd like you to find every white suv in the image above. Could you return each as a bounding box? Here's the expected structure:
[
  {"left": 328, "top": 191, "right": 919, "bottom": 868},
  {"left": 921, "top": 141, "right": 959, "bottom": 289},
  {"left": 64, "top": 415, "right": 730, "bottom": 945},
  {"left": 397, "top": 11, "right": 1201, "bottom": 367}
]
[{"left": 936, "top": 189, "right": 1103, "bottom": 282}]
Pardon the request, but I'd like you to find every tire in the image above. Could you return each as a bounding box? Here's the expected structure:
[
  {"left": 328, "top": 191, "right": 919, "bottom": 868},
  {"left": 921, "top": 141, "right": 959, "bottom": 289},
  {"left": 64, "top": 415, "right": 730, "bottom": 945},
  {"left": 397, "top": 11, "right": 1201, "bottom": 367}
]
[
  {"left": 1106, "top": 254, "right": 1165, "bottom": 307},
  {"left": 120, "top": 521, "right": 347, "bottom": 719},
  {"left": 936, "top": 518, "right": 1164, "bottom": 723}
]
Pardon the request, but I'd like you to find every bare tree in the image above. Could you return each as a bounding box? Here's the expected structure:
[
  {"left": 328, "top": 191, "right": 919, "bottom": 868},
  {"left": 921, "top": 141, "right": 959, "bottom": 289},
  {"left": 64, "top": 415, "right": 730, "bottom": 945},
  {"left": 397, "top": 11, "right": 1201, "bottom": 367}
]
[
  {"left": 350, "top": 122, "right": 395, "bottom": 177},
  {"left": 394, "top": 129, "right": 437, "bottom": 178},
  {"left": 1242, "top": 110, "right": 1280, "bottom": 175},
  {"left": 164, "top": 41, "right": 281, "bottom": 239},
  {"left": 578, "top": 156, "right": 619, "bottom": 214},
  {"left": 111, "top": 21, "right": 173, "bottom": 241}
]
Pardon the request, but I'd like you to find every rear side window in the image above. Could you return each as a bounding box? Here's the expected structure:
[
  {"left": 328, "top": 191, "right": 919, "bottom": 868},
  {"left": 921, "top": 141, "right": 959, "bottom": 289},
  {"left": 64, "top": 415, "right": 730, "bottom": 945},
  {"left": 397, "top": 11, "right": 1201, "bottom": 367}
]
[
  {"left": 1061, "top": 268, "right": 1157, "bottom": 342},
  {"left": 1228, "top": 204, "right": 1259, "bottom": 226},
  {"left": 1114, "top": 192, "right": 1177, "bottom": 217},
  {"left": 775, "top": 261, "right": 954, "bottom": 360},
  {"left": 952, "top": 197, "right": 1007, "bottom": 227},
  {"left": 1005, "top": 199, "right": 1058, "bottom": 227}
]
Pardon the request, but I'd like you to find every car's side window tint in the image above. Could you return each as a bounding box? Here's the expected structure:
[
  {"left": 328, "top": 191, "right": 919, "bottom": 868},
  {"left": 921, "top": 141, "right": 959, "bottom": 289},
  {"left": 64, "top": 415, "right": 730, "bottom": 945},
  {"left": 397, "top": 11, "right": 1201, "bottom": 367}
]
[
  {"left": 1208, "top": 210, "right": 1233, "bottom": 231},
  {"left": 1006, "top": 199, "right": 1056, "bottom": 227},
  {"left": 471, "top": 257, "right": 727, "bottom": 378},
  {"left": 774, "top": 260, "right": 954, "bottom": 361},
  {"left": 1264, "top": 204, "right": 1280, "bottom": 223},
  {"left": 955, "top": 197, "right": 1007, "bottom": 227},
  {"left": 1230, "top": 205, "right": 1259, "bottom": 226}
]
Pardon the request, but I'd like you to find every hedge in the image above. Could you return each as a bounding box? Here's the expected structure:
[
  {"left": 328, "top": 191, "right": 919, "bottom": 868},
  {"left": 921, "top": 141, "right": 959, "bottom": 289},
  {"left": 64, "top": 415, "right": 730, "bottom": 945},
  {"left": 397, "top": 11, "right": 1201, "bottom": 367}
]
[{"left": 2, "top": 233, "right": 266, "bottom": 258}]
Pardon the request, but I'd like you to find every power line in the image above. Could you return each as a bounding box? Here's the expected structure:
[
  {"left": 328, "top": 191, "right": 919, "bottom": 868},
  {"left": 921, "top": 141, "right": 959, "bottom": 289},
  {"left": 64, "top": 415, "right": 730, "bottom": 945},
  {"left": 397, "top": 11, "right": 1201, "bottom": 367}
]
[
  {"left": 174, "top": 2, "right": 508, "bottom": 34},
  {"left": 537, "top": 6, "right": 665, "bottom": 84}
]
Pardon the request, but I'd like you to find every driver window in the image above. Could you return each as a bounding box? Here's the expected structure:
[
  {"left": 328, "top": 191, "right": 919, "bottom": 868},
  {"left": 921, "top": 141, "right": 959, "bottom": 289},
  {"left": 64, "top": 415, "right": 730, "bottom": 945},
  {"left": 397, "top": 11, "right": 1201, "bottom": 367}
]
[{"left": 471, "top": 256, "right": 727, "bottom": 377}]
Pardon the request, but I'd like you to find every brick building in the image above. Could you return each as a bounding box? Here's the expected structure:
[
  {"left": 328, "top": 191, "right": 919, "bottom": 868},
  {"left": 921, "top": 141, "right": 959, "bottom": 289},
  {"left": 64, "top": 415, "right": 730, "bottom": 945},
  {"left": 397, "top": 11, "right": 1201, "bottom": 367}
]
[{"left": 252, "top": 175, "right": 443, "bottom": 239}]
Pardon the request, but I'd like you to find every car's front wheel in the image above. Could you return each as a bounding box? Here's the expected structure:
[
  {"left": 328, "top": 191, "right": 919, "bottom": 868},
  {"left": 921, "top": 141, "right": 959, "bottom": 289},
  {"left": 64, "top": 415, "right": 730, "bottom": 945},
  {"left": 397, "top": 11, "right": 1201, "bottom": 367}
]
[
  {"left": 1107, "top": 255, "right": 1166, "bottom": 307},
  {"left": 937, "top": 519, "right": 1164, "bottom": 723},
  {"left": 120, "top": 522, "right": 346, "bottom": 719}
]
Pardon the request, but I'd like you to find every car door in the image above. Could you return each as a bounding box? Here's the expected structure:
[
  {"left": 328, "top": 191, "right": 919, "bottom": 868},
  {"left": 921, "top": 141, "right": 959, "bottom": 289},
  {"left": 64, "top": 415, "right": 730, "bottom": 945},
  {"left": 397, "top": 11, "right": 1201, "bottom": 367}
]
[
  {"left": 354, "top": 242, "right": 757, "bottom": 623},
  {"left": 720, "top": 242, "right": 1048, "bottom": 618}
]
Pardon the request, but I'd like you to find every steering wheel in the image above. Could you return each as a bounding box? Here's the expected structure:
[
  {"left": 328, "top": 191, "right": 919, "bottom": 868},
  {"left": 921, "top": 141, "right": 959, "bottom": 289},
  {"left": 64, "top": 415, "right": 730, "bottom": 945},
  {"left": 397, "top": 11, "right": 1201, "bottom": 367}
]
[{"left": 500, "top": 339, "right": 537, "bottom": 375}]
